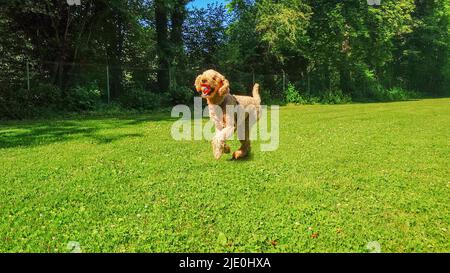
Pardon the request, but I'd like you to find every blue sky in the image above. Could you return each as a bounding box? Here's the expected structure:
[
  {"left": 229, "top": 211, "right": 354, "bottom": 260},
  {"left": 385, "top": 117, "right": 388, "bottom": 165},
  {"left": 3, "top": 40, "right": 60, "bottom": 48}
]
[{"left": 187, "top": 0, "right": 229, "bottom": 9}]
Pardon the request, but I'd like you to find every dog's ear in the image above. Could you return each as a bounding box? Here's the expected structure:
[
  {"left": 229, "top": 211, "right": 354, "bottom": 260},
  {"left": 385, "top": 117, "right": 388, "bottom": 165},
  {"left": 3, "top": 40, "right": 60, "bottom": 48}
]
[
  {"left": 216, "top": 74, "right": 230, "bottom": 96},
  {"left": 194, "top": 75, "right": 202, "bottom": 92}
]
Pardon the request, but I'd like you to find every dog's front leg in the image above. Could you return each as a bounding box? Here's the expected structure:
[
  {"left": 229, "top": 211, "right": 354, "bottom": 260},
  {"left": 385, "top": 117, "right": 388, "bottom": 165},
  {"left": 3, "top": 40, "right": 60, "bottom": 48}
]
[
  {"left": 208, "top": 104, "right": 223, "bottom": 131},
  {"left": 217, "top": 124, "right": 234, "bottom": 143},
  {"left": 213, "top": 111, "right": 235, "bottom": 157},
  {"left": 212, "top": 125, "right": 232, "bottom": 159},
  {"left": 209, "top": 105, "right": 230, "bottom": 159},
  {"left": 217, "top": 109, "right": 236, "bottom": 141}
]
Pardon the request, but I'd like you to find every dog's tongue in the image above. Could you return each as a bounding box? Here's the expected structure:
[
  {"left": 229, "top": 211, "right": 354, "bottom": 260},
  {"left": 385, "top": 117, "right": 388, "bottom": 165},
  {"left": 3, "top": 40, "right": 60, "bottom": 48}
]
[{"left": 202, "top": 86, "right": 211, "bottom": 95}]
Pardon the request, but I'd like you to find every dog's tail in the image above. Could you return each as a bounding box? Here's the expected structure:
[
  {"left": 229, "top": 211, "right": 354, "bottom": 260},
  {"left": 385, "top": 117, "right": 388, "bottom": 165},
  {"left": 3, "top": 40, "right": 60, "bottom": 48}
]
[{"left": 252, "top": 83, "right": 261, "bottom": 105}]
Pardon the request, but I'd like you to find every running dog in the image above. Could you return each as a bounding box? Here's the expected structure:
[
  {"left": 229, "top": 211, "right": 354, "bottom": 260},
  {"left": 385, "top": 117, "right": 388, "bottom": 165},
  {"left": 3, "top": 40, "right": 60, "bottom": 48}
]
[{"left": 194, "top": 69, "right": 261, "bottom": 160}]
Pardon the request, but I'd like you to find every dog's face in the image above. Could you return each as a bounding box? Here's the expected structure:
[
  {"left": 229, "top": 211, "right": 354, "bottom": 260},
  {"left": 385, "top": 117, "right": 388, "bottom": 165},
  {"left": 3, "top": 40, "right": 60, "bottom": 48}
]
[{"left": 194, "top": 69, "right": 229, "bottom": 99}]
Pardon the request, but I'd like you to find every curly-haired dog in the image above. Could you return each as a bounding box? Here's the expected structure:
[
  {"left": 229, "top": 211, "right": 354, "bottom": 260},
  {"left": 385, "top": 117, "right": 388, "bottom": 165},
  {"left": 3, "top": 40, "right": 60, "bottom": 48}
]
[{"left": 195, "top": 69, "right": 261, "bottom": 160}]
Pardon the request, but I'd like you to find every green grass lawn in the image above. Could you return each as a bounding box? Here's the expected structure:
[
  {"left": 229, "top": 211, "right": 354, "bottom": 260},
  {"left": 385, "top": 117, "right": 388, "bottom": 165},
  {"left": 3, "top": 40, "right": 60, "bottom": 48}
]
[{"left": 0, "top": 98, "right": 449, "bottom": 253}]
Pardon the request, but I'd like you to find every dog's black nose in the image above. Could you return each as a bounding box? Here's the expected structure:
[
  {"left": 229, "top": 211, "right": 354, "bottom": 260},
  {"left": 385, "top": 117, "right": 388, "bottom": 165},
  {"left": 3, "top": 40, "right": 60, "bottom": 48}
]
[{"left": 202, "top": 79, "right": 207, "bottom": 83}]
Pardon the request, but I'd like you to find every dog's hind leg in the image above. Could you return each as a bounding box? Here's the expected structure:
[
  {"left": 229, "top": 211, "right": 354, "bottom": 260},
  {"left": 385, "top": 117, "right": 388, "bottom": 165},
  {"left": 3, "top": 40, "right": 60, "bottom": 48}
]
[
  {"left": 232, "top": 116, "right": 251, "bottom": 160},
  {"left": 232, "top": 139, "right": 250, "bottom": 160}
]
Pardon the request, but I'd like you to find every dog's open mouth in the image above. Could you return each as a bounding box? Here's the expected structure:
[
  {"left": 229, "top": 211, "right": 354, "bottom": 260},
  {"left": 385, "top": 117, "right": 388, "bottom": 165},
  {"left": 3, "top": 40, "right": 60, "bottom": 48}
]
[{"left": 200, "top": 84, "right": 212, "bottom": 96}]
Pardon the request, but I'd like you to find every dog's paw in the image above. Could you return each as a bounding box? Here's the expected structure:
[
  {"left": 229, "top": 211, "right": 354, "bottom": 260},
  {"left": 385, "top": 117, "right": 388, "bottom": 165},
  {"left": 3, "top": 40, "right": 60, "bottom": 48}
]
[
  {"left": 231, "top": 150, "right": 248, "bottom": 160},
  {"left": 232, "top": 150, "right": 245, "bottom": 160}
]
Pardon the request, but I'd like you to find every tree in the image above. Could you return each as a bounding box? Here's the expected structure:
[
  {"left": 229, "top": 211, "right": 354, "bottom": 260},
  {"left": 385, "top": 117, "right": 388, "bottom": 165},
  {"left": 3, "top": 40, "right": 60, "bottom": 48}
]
[
  {"left": 155, "top": 0, "right": 170, "bottom": 93},
  {"left": 184, "top": 3, "right": 228, "bottom": 70},
  {"left": 400, "top": 0, "right": 449, "bottom": 95}
]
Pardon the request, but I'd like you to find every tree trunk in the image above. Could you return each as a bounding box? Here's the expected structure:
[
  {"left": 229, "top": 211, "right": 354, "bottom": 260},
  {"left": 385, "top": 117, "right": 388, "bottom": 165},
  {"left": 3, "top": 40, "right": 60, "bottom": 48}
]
[
  {"left": 170, "top": 0, "right": 186, "bottom": 87},
  {"left": 170, "top": 0, "right": 185, "bottom": 57},
  {"left": 113, "top": 12, "right": 124, "bottom": 99},
  {"left": 155, "top": 0, "right": 170, "bottom": 93},
  {"left": 339, "top": 61, "right": 351, "bottom": 94}
]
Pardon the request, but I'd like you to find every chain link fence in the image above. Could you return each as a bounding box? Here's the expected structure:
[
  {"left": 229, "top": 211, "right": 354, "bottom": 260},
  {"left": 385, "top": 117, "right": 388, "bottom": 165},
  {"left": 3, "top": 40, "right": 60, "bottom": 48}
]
[{"left": 5, "top": 60, "right": 293, "bottom": 106}]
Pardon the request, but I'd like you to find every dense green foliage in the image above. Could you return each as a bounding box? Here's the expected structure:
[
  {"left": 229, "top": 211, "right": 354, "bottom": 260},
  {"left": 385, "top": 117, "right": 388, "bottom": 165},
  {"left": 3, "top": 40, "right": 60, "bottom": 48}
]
[
  {"left": 0, "top": 0, "right": 449, "bottom": 119},
  {"left": 0, "top": 98, "right": 448, "bottom": 252}
]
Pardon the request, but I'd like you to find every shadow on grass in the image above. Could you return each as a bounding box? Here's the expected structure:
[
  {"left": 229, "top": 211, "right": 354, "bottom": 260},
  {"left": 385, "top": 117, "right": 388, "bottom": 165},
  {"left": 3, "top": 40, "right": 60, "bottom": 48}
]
[{"left": 0, "top": 113, "right": 176, "bottom": 149}]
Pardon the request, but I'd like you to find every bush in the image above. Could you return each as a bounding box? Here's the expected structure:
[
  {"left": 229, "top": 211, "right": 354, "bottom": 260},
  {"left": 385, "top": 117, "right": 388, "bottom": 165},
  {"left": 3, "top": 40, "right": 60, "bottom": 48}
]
[
  {"left": 95, "top": 102, "right": 125, "bottom": 114},
  {"left": 372, "top": 87, "right": 421, "bottom": 102},
  {"left": 320, "top": 90, "right": 352, "bottom": 104},
  {"left": 29, "top": 83, "right": 62, "bottom": 108},
  {"left": 0, "top": 83, "right": 62, "bottom": 119},
  {"left": 169, "top": 85, "right": 194, "bottom": 105},
  {"left": 260, "top": 88, "right": 284, "bottom": 105},
  {"left": 285, "top": 83, "right": 307, "bottom": 104},
  {"left": 65, "top": 83, "right": 101, "bottom": 111},
  {"left": 284, "top": 83, "right": 352, "bottom": 105},
  {"left": 0, "top": 87, "right": 24, "bottom": 119},
  {"left": 119, "top": 87, "right": 163, "bottom": 110}
]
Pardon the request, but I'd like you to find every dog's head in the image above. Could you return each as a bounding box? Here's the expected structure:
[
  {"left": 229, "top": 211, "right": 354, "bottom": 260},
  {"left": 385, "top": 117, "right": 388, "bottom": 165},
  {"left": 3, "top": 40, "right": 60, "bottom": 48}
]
[{"left": 194, "top": 69, "right": 230, "bottom": 100}]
